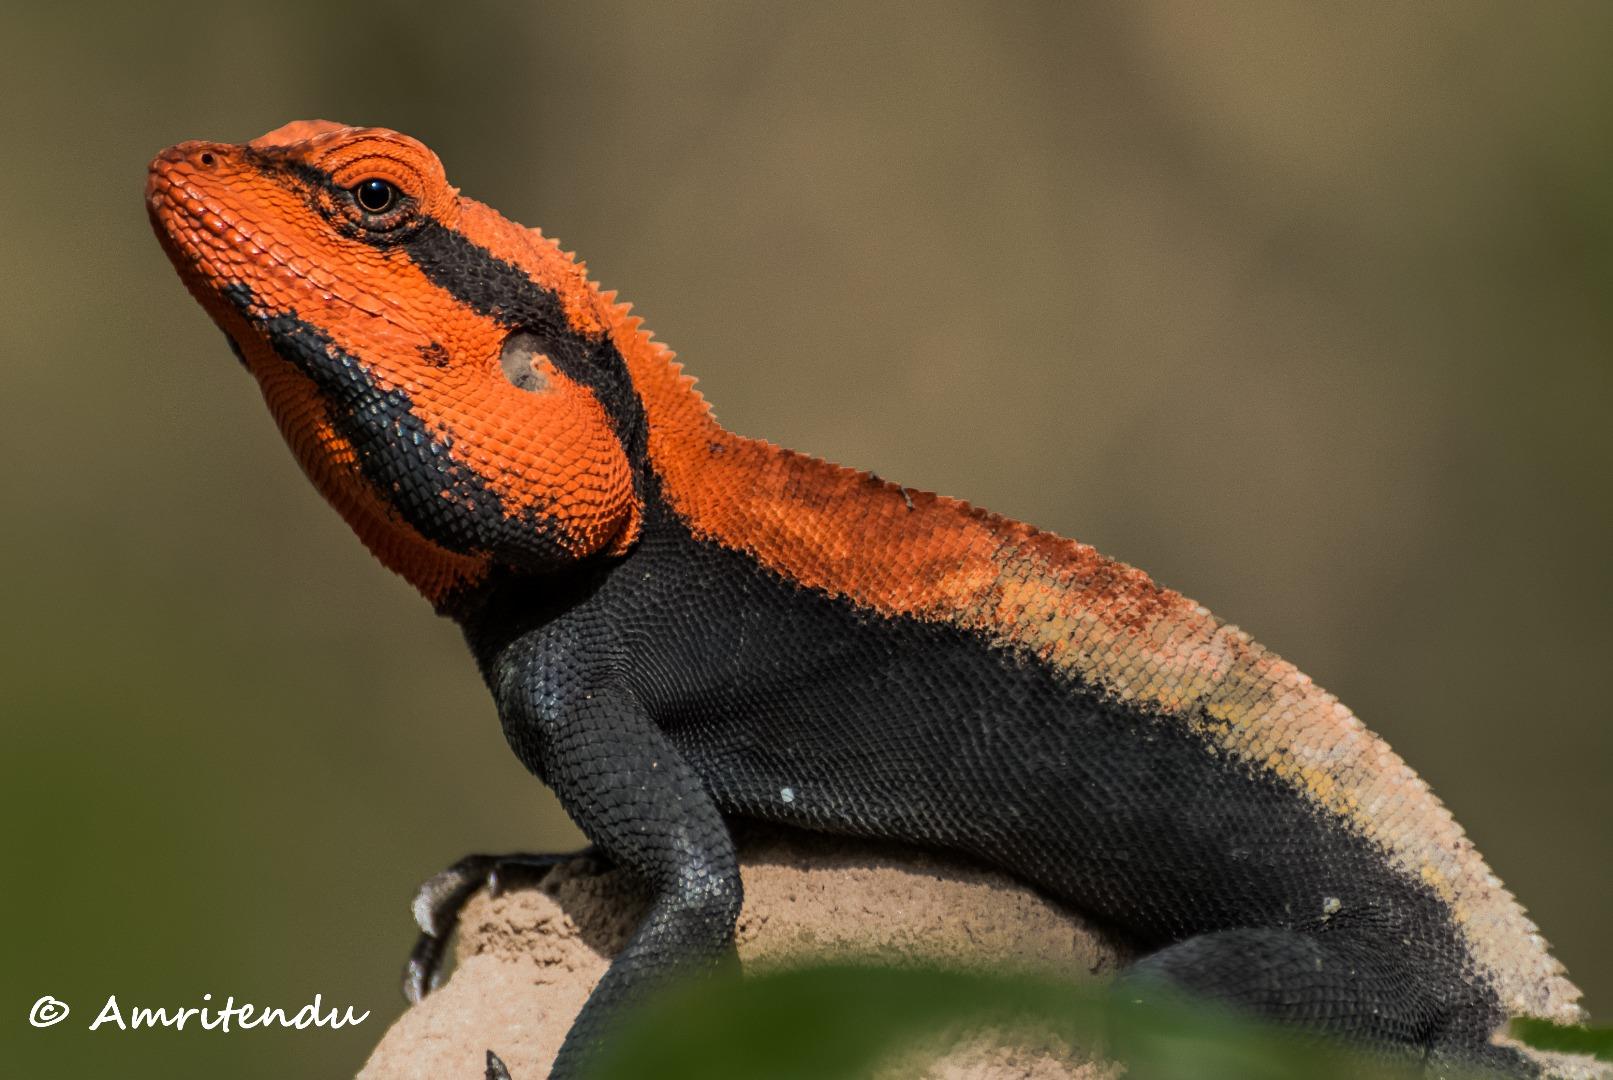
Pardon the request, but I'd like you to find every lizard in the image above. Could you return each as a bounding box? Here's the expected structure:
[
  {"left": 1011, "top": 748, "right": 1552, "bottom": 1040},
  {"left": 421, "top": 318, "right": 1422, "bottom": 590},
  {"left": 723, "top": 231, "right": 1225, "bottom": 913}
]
[{"left": 146, "top": 120, "right": 1587, "bottom": 1078}]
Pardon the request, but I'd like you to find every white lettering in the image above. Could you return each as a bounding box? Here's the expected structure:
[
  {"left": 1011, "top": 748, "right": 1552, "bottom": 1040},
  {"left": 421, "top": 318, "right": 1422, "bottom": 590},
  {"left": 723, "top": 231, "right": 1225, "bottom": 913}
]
[
  {"left": 74, "top": 991, "right": 368, "bottom": 1034},
  {"left": 90, "top": 995, "right": 127, "bottom": 1031}
]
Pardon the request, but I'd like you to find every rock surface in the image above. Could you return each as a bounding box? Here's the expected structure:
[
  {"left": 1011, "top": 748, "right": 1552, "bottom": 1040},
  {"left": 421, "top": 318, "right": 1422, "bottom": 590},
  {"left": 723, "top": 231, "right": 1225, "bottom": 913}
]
[{"left": 359, "top": 828, "right": 1128, "bottom": 1078}]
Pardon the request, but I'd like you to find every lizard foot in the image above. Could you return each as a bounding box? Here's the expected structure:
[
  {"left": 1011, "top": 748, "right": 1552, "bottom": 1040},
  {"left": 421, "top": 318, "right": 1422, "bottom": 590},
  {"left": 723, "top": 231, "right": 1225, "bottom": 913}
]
[
  {"left": 404, "top": 850, "right": 596, "bottom": 1003},
  {"left": 485, "top": 1048, "right": 513, "bottom": 1079}
]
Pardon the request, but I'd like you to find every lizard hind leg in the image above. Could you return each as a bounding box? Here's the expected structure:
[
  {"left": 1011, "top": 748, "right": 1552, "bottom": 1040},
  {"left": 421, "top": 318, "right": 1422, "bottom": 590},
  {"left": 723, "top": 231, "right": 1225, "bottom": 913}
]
[{"left": 1118, "top": 927, "right": 1531, "bottom": 1076}]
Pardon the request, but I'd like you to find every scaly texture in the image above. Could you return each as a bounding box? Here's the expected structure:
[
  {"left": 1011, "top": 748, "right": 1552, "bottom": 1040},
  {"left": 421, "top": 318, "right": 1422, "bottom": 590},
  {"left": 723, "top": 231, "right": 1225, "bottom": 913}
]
[{"left": 148, "top": 122, "right": 1585, "bottom": 1079}]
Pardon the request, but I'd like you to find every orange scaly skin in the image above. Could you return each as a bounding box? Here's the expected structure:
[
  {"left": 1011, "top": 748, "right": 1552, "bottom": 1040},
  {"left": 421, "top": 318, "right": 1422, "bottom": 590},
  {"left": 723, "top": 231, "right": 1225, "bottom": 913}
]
[
  {"left": 151, "top": 121, "right": 636, "bottom": 606},
  {"left": 149, "top": 123, "right": 1587, "bottom": 1079}
]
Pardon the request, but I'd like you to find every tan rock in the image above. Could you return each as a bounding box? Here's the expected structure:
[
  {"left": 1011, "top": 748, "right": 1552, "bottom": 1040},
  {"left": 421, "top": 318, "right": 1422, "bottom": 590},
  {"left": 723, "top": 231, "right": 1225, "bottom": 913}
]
[{"left": 359, "top": 827, "right": 1128, "bottom": 1079}]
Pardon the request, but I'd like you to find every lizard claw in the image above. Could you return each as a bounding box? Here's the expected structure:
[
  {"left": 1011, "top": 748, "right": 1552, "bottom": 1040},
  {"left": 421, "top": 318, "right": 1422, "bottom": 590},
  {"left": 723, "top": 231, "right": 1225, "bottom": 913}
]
[
  {"left": 485, "top": 1048, "right": 513, "bottom": 1079},
  {"left": 404, "top": 850, "right": 595, "bottom": 1003}
]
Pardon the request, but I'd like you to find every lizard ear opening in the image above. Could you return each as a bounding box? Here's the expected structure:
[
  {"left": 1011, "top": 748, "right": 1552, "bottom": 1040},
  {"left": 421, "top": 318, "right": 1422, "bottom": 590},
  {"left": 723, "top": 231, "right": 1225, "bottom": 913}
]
[
  {"left": 447, "top": 327, "right": 641, "bottom": 566},
  {"left": 499, "top": 331, "right": 554, "bottom": 394}
]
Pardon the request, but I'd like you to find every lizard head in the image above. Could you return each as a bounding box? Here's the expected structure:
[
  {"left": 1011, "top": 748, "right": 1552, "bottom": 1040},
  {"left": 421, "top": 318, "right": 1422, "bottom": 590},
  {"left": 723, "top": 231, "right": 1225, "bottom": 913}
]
[{"left": 147, "top": 121, "right": 644, "bottom": 609}]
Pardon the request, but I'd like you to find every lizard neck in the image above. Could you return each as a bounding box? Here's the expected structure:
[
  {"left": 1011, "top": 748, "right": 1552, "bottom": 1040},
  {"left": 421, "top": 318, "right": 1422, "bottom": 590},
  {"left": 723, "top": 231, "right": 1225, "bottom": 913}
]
[{"left": 602, "top": 303, "right": 940, "bottom": 591}]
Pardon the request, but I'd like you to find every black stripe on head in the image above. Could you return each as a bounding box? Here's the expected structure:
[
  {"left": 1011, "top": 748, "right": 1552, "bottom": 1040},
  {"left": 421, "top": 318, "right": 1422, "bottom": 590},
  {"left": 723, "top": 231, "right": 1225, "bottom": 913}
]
[
  {"left": 219, "top": 283, "right": 571, "bottom": 570},
  {"left": 240, "top": 147, "right": 428, "bottom": 246},
  {"left": 233, "top": 150, "right": 647, "bottom": 477},
  {"left": 400, "top": 221, "right": 650, "bottom": 469},
  {"left": 240, "top": 145, "right": 329, "bottom": 197}
]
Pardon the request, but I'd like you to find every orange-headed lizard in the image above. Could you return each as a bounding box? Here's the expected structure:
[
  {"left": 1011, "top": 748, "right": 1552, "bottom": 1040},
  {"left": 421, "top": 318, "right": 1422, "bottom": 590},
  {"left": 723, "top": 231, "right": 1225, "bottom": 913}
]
[{"left": 147, "top": 121, "right": 1586, "bottom": 1078}]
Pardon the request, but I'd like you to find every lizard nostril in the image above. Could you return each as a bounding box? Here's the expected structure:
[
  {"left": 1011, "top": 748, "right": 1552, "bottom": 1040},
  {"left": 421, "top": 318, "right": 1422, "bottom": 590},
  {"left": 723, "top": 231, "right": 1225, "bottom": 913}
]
[{"left": 199, "top": 151, "right": 216, "bottom": 167}]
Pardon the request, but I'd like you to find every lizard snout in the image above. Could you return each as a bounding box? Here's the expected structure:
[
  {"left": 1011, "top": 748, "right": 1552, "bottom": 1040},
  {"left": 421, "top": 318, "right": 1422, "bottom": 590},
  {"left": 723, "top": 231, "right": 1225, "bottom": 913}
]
[{"left": 145, "top": 140, "right": 230, "bottom": 209}]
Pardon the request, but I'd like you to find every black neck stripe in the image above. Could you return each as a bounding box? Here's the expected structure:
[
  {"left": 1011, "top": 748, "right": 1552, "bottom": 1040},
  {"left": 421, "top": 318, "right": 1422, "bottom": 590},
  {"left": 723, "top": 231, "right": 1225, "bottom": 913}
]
[{"left": 218, "top": 282, "right": 570, "bottom": 572}]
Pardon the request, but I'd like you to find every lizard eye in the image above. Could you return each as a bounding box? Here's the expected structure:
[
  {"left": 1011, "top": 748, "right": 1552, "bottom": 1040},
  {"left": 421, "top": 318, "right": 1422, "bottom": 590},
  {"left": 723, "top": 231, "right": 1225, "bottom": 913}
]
[{"left": 353, "top": 178, "right": 398, "bottom": 214}]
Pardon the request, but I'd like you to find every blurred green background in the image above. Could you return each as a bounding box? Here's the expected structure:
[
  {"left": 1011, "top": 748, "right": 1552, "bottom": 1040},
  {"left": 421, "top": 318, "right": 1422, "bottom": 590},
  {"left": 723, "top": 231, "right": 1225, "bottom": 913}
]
[{"left": 2, "top": 2, "right": 1608, "bottom": 1077}]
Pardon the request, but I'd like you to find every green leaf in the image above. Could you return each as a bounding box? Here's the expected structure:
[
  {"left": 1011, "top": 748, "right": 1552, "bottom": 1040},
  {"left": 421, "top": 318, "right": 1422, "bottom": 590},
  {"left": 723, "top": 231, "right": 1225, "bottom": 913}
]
[
  {"left": 1510, "top": 1017, "right": 1613, "bottom": 1061},
  {"left": 582, "top": 964, "right": 1441, "bottom": 1080}
]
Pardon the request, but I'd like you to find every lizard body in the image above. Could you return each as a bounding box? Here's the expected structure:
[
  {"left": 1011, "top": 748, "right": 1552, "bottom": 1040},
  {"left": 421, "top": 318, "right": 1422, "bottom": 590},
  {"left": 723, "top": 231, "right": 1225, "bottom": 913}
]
[{"left": 147, "top": 121, "right": 1584, "bottom": 1077}]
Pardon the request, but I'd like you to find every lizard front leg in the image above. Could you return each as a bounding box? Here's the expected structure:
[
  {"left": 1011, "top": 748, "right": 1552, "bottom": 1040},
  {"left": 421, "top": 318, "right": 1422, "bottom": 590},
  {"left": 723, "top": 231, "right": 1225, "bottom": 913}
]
[
  {"left": 490, "top": 631, "right": 743, "bottom": 1079},
  {"left": 405, "top": 849, "right": 598, "bottom": 1003}
]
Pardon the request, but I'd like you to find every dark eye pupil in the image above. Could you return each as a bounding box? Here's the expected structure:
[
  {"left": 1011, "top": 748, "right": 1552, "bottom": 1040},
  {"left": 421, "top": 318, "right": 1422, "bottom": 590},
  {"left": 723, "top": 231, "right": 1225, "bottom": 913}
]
[{"left": 355, "top": 179, "right": 396, "bottom": 213}]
